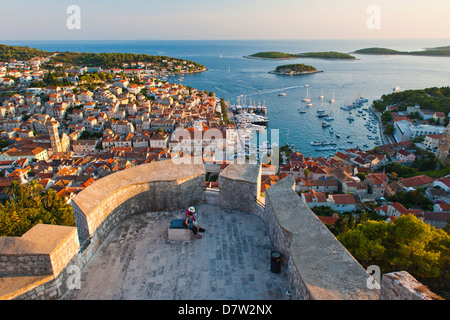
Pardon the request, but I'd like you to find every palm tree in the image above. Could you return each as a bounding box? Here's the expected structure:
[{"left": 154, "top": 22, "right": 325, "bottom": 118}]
[
  {"left": 5, "top": 180, "right": 22, "bottom": 200},
  {"left": 27, "top": 180, "right": 43, "bottom": 206},
  {"left": 41, "top": 189, "right": 58, "bottom": 211}
]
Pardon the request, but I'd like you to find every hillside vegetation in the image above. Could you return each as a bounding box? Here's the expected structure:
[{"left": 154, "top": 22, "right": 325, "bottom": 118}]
[
  {"left": 50, "top": 51, "right": 204, "bottom": 70},
  {"left": 372, "top": 86, "right": 450, "bottom": 114},
  {"left": 248, "top": 51, "right": 355, "bottom": 60},
  {"left": 0, "top": 44, "right": 53, "bottom": 61},
  {"left": 275, "top": 63, "right": 317, "bottom": 72},
  {"left": 354, "top": 46, "right": 450, "bottom": 57},
  {"left": 0, "top": 44, "right": 205, "bottom": 71}
]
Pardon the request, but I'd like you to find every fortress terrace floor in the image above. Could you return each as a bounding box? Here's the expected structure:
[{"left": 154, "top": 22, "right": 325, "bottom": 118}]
[{"left": 63, "top": 204, "right": 290, "bottom": 300}]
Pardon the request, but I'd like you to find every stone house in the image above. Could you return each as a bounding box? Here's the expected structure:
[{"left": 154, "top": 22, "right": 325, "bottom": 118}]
[{"left": 396, "top": 149, "right": 416, "bottom": 163}]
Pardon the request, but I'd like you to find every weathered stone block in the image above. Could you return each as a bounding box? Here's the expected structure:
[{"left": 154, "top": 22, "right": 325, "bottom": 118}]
[
  {"left": 167, "top": 228, "right": 194, "bottom": 241},
  {"left": 379, "top": 271, "right": 442, "bottom": 300}
]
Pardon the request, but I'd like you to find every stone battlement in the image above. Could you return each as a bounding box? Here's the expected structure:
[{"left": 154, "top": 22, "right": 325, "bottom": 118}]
[{"left": 0, "top": 161, "right": 440, "bottom": 300}]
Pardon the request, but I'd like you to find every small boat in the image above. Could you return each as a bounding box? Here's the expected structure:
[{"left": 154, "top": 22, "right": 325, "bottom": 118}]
[
  {"left": 303, "top": 87, "right": 311, "bottom": 102},
  {"left": 319, "top": 89, "right": 324, "bottom": 100},
  {"left": 306, "top": 102, "right": 313, "bottom": 107},
  {"left": 347, "top": 140, "right": 353, "bottom": 144},
  {"left": 279, "top": 84, "right": 286, "bottom": 96},
  {"left": 330, "top": 90, "right": 335, "bottom": 103},
  {"left": 322, "top": 122, "right": 331, "bottom": 128},
  {"left": 317, "top": 108, "right": 325, "bottom": 113},
  {"left": 329, "top": 127, "right": 334, "bottom": 134},
  {"left": 335, "top": 133, "right": 341, "bottom": 138},
  {"left": 298, "top": 108, "right": 306, "bottom": 113},
  {"left": 393, "top": 86, "right": 401, "bottom": 91}
]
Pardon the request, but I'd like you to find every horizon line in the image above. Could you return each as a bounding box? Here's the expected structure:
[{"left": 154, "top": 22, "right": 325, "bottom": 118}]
[{"left": 1, "top": 37, "right": 450, "bottom": 42}]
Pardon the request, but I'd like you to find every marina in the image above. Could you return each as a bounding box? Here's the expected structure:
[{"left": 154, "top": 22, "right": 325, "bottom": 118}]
[{"left": 229, "top": 85, "right": 386, "bottom": 157}]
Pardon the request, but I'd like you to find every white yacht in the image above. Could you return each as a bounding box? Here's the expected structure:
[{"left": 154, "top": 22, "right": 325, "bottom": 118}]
[
  {"left": 303, "top": 87, "right": 311, "bottom": 102},
  {"left": 330, "top": 90, "right": 335, "bottom": 103}
]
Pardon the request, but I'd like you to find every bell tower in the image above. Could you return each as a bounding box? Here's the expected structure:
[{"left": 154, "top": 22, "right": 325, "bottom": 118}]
[
  {"left": 436, "top": 123, "right": 450, "bottom": 162},
  {"left": 48, "top": 121, "right": 62, "bottom": 154}
]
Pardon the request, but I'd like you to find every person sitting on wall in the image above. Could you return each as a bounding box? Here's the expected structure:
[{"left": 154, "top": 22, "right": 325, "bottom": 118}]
[
  {"left": 184, "top": 210, "right": 203, "bottom": 239},
  {"left": 185, "top": 207, "right": 205, "bottom": 233}
]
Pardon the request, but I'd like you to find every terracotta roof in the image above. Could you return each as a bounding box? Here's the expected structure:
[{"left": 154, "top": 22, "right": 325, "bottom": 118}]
[
  {"left": 400, "top": 175, "right": 434, "bottom": 188},
  {"left": 436, "top": 177, "right": 450, "bottom": 187},
  {"left": 391, "top": 202, "right": 408, "bottom": 215},
  {"left": 331, "top": 194, "right": 356, "bottom": 205},
  {"left": 303, "top": 190, "right": 327, "bottom": 203},
  {"left": 318, "top": 216, "right": 338, "bottom": 226},
  {"left": 436, "top": 203, "right": 450, "bottom": 211},
  {"left": 424, "top": 211, "right": 450, "bottom": 222},
  {"left": 394, "top": 116, "right": 413, "bottom": 123}
]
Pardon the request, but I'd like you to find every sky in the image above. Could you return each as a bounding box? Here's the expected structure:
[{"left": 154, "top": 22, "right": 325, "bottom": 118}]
[{"left": 1, "top": 0, "right": 449, "bottom": 40}]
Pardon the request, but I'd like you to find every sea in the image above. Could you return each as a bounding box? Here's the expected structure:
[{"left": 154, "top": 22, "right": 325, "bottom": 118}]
[{"left": 4, "top": 39, "right": 450, "bottom": 158}]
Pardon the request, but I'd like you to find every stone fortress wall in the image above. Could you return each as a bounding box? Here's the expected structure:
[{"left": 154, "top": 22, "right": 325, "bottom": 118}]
[{"left": 0, "top": 161, "right": 440, "bottom": 300}]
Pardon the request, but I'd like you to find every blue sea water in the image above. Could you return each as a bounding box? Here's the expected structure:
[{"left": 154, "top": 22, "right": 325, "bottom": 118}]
[{"left": 4, "top": 39, "right": 450, "bottom": 157}]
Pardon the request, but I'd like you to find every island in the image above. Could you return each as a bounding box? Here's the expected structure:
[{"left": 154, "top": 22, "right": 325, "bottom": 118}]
[
  {"left": 269, "top": 63, "right": 323, "bottom": 75},
  {"left": 245, "top": 51, "right": 356, "bottom": 60},
  {"left": 353, "top": 46, "right": 450, "bottom": 57}
]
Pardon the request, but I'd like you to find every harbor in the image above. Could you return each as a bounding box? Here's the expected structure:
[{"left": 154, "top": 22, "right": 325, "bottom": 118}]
[{"left": 227, "top": 87, "right": 386, "bottom": 160}]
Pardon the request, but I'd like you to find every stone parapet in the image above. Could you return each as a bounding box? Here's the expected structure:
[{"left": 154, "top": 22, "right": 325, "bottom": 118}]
[
  {"left": 0, "top": 224, "right": 79, "bottom": 300},
  {"left": 0, "top": 224, "right": 79, "bottom": 278},
  {"left": 264, "top": 175, "right": 380, "bottom": 300},
  {"left": 379, "top": 271, "right": 442, "bottom": 300},
  {"left": 72, "top": 161, "right": 205, "bottom": 244},
  {"left": 211, "top": 164, "right": 262, "bottom": 213}
]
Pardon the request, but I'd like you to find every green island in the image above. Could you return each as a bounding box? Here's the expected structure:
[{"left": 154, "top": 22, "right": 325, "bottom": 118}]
[
  {"left": 269, "top": 63, "right": 323, "bottom": 75},
  {"left": 245, "top": 51, "right": 356, "bottom": 60},
  {"left": 0, "top": 44, "right": 206, "bottom": 74},
  {"left": 354, "top": 46, "right": 450, "bottom": 57}
]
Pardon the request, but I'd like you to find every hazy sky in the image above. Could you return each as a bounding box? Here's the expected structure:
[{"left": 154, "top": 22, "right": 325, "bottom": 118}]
[{"left": 1, "top": 0, "right": 449, "bottom": 40}]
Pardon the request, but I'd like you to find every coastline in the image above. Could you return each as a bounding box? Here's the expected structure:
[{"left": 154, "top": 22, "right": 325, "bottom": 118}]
[
  {"left": 268, "top": 70, "right": 323, "bottom": 75},
  {"left": 369, "top": 105, "right": 394, "bottom": 145},
  {"left": 243, "top": 55, "right": 297, "bottom": 60},
  {"left": 161, "top": 66, "right": 208, "bottom": 77},
  {"left": 243, "top": 54, "right": 357, "bottom": 61}
]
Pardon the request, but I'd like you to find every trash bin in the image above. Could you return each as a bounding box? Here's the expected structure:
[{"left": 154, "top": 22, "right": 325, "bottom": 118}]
[{"left": 270, "top": 251, "right": 281, "bottom": 274}]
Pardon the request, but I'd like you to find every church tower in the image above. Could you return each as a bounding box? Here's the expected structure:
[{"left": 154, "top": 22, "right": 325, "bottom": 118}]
[
  {"left": 436, "top": 123, "right": 450, "bottom": 161},
  {"left": 48, "top": 121, "right": 62, "bottom": 154}
]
